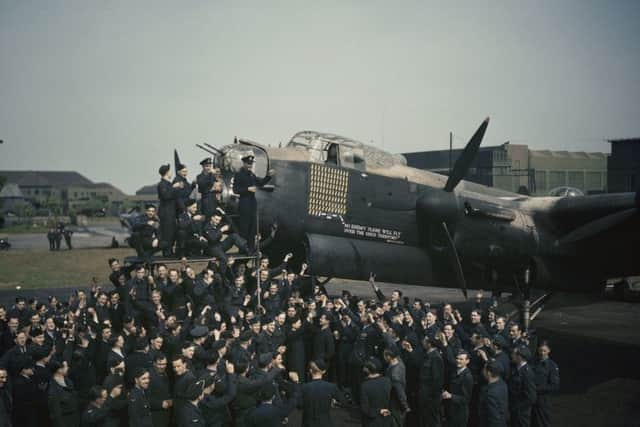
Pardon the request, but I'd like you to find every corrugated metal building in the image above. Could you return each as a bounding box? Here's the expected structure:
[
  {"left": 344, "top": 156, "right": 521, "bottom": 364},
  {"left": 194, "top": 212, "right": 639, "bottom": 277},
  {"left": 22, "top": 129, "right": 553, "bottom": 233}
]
[
  {"left": 607, "top": 138, "right": 640, "bottom": 193},
  {"left": 403, "top": 143, "right": 608, "bottom": 195}
]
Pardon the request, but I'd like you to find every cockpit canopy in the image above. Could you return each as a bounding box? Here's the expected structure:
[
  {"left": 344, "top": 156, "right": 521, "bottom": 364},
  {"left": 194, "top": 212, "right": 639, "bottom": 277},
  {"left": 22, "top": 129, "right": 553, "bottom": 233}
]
[{"left": 287, "top": 131, "right": 407, "bottom": 171}]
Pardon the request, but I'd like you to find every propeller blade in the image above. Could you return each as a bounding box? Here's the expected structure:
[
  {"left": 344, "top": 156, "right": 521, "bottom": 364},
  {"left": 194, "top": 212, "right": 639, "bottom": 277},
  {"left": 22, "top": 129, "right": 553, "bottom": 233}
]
[
  {"left": 444, "top": 117, "right": 490, "bottom": 192},
  {"left": 557, "top": 207, "right": 637, "bottom": 246},
  {"left": 441, "top": 222, "right": 468, "bottom": 299}
]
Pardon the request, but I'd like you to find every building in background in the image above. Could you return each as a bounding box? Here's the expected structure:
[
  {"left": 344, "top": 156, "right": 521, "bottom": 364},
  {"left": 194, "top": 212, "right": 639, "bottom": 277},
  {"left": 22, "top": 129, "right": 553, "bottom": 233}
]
[
  {"left": 126, "top": 184, "right": 159, "bottom": 207},
  {"left": 0, "top": 183, "right": 29, "bottom": 214},
  {"left": 607, "top": 138, "right": 640, "bottom": 193},
  {"left": 403, "top": 142, "right": 608, "bottom": 196},
  {"left": 0, "top": 170, "right": 128, "bottom": 215}
]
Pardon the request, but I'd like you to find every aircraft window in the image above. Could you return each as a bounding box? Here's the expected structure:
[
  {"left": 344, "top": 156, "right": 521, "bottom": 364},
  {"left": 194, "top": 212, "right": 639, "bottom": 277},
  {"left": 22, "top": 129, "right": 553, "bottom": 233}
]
[
  {"left": 340, "top": 145, "right": 366, "bottom": 171},
  {"left": 288, "top": 131, "right": 368, "bottom": 170},
  {"left": 326, "top": 144, "right": 339, "bottom": 165}
]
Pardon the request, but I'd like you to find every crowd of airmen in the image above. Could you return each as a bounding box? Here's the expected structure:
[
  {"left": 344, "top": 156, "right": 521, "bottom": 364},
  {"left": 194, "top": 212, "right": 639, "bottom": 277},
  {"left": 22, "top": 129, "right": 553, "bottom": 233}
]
[
  {"left": 0, "top": 265, "right": 559, "bottom": 427},
  {"left": 0, "top": 156, "right": 561, "bottom": 427}
]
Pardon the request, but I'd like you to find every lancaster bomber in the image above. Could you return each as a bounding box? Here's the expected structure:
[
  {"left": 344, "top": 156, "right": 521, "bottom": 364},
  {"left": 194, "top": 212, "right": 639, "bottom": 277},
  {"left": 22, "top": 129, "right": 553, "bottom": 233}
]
[{"left": 191, "top": 118, "right": 639, "bottom": 305}]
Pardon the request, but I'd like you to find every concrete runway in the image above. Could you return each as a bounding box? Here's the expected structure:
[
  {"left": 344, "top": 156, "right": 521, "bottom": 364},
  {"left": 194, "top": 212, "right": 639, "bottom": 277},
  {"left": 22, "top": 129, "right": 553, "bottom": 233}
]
[{"left": 1, "top": 278, "right": 639, "bottom": 426}]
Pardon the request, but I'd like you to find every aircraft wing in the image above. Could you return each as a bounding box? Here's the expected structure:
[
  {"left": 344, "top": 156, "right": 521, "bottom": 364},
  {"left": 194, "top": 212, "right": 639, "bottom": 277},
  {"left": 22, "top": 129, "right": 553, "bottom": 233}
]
[{"left": 547, "top": 191, "right": 639, "bottom": 245}]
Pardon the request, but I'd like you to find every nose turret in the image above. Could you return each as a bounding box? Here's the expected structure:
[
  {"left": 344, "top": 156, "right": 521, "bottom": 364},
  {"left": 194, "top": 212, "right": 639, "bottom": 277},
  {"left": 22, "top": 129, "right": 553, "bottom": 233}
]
[{"left": 218, "top": 174, "right": 239, "bottom": 214}]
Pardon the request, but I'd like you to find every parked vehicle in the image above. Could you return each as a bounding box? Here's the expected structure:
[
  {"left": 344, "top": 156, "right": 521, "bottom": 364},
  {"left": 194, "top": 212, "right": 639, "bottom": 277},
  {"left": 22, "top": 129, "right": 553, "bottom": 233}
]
[{"left": 0, "top": 237, "right": 11, "bottom": 250}]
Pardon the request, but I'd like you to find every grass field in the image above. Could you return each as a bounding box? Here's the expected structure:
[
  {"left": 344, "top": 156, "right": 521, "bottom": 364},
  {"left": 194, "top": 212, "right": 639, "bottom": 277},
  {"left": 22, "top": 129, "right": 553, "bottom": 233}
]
[
  {"left": 0, "top": 223, "right": 50, "bottom": 234},
  {"left": 0, "top": 247, "right": 135, "bottom": 289}
]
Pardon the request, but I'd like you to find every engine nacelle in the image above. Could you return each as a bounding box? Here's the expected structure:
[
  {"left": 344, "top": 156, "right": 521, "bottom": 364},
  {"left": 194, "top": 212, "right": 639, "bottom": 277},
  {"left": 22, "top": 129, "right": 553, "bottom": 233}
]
[{"left": 305, "top": 233, "right": 434, "bottom": 286}]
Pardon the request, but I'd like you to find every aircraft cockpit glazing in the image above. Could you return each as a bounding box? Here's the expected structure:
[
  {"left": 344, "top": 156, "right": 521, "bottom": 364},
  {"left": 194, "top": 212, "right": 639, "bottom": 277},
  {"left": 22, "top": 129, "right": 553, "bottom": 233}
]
[{"left": 288, "top": 131, "right": 366, "bottom": 171}]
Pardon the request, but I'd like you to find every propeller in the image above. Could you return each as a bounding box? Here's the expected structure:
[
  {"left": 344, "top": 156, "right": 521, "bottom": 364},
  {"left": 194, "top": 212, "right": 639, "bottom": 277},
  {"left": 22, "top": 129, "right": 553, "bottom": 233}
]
[
  {"left": 444, "top": 117, "right": 490, "bottom": 192},
  {"left": 441, "top": 222, "right": 468, "bottom": 298},
  {"left": 417, "top": 117, "right": 491, "bottom": 298},
  {"left": 418, "top": 117, "right": 490, "bottom": 224}
]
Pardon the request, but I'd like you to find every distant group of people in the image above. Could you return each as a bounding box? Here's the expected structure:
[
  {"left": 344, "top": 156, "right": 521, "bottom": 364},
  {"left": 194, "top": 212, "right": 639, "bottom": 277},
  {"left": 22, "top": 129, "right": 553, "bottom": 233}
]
[
  {"left": 46, "top": 222, "right": 73, "bottom": 251},
  {"left": 0, "top": 255, "right": 560, "bottom": 427},
  {"left": 129, "top": 153, "right": 273, "bottom": 261}
]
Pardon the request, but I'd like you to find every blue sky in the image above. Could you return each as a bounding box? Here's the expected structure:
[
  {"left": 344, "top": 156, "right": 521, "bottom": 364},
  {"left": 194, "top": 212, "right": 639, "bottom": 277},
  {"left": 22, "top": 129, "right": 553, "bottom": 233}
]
[{"left": 1, "top": 0, "right": 639, "bottom": 193}]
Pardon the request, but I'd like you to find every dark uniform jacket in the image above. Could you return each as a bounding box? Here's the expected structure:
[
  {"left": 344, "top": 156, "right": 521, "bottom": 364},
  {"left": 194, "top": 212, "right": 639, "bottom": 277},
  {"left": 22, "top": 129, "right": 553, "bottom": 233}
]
[
  {"left": 102, "top": 373, "right": 128, "bottom": 427},
  {"left": 479, "top": 379, "right": 508, "bottom": 427},
  {"left": 197, "top": 171, "right": 217, "bottom": 219},
  {"left": 0, "top": 345, "right": 28, "bottom": 377},
  {"left": 12, "top": 374, "right": 37, "bottom": 427},
  {"left": 128, "top": 386, "right": 153, "bottom": 427},
  {"left": 202, "top": 222, "right": 226, "bottom": 245},
  {"left": 108, "top": 303, "right": 126, "bottom": 333},
  {"left": 386, "top": 360, "right": 409, "bottom": 418},
  {"left": 493, "top": 351, "right": 511, "bottom": 381},
  {"left": 81, "top": 399, "right": 114, "bottom": 427},
  {"left": 532, "top": 358, "right": 559, "bottom": 427},
  {"left": 48, "top": 378, "right": 80, "bottom": 427},
  {"left": 95, "top": 339, "right": 111, "bottom": 382},
  {"left": 177, "top": 212, "right": 203, "bottom": 236},
  {"left": 446, "top": 367, "right": 474, "bottom": 427},
  {"left": 33, "top": 362, "right": 51, "bottom": 420},
  {"left": 0, "top": 330, "right": 17, "bottom": 358},
  {"left": 256, "top": 331, "right": 277, "bottom": 355},
  {"left": 285, "top": 324, "right": 306, "bottom": 379},
  {"left": 148, "top": 369, "right": 172, "bottom": 427},
  {"left": 233, "top": 167, "right": 271, "bottom": 245},
  {"left": 229, "top": 344, "right": 252, "bottom": 367},
  {"left": 70, "top": 345, "right": 98, "bottom": 405},
  {"left": 164, "top": 281, "right": 190, "bottom": 314},
  {"left": 179, "top": 401, "right": 205, "bottom": 427},
  {"left": 106, "top": 350, "right": 125, "bottom": 372},
  {"left": 173, "top": 175, "right": 195, "bottom": 213},
  {"left": 157, "top": 179, "right": 179, "bottom": 250},
  {"left": 410, "top": 348, "right": 445, "bottom": 399},
  {"left": 173, "top": 370, "right": 196, "bottom": 420},
  {"left": 533, "top": 358, "right": 559, "bottom": 396},
  {"left": 246, "top": 382, "right": 300, "bottom": 427},
  {"left": 312, "top": 327, "right": 335, "bottom": 363},
  {"left": 0, "top": 384, "right": 12, "bottom": 427},
  {"left": 360, "top": 375, "right": 393, "bottom": 427},
  {"left": 232, "top": 369, "right": 282, "bottom": 427},
  {"left": 233, "top": 168, "right": 270, "bottom": 204},
  {"left": 200, "top": 376, "right": 237, "bottom": 427},
  {"left": 158, "top": 179, "right": 179, "bottom": 218},
  {"left": 300, "top": 379, "right": 344, "bottom": 427},
  {"left": 508, "top": 363, "right": 537, "bottom": 412},
  {"left": 131, "top": 214, "right": 159, "bottom": 239}
]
